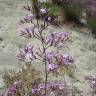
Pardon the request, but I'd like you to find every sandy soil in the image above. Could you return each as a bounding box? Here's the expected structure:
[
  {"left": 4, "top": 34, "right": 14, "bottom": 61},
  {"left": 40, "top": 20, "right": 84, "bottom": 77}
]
[
  {"left": 0, "top": 0, "right": 31, "bottom": 88},
  {"left": 0, "top": 0, "right": 96, "bottom": 95}
]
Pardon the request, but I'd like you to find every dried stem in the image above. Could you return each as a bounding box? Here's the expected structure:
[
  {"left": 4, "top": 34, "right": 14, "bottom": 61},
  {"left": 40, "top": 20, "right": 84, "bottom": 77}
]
[{"left": 37, "top": 19, "right": 48, "bottom": 95}]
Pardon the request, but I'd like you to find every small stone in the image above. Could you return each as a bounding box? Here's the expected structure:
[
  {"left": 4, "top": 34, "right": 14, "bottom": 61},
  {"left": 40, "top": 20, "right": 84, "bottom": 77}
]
[{"left": 0, "top": 37, "right": 3, "bottom": 41}]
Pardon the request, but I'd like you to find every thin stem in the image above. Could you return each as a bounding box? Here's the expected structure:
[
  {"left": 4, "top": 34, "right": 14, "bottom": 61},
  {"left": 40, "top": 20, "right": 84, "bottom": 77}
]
[
  {"left": 39, "top": 31, "right": 48, "bottom": 95},
  {"left": 43, "top": 47, "right": 48, "bottom": 95},
  {"left": 41, "top": 36, "right": 48, "bottom": 95},
  {"left": 37, "top": 19, "right": 39, "bottom": 26},
  {"left": 36, "top": 19, "right": 48, "bottom": 95}
]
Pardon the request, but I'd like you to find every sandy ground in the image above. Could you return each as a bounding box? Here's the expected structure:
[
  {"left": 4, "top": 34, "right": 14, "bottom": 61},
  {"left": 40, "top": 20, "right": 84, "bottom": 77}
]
[
  {"left": 0, "top": 0, "right": 31, "bottom": 88},
  {"left": 0, "top": 0, "right": 96, "bottom": 95}
]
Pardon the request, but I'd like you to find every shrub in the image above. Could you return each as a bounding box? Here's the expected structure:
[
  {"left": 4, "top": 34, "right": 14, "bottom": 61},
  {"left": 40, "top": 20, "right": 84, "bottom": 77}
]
[
  {"left": 41, "top": 1, "right": 82, "bottom": 23},
  {"left": 41, "top": 2, "right": 51, "bottom": 8},
  {"left": 87, "top": 17, "right": 96, "bottom": 35},
  {"left": 48, "top": 4, "right": 62, "bottom": 17},
  {"left": 63, "top": 4, "right": 82, "bottom": 22},
  {"left": 51, "top": 0, "right": 59, "bottom": 4}
]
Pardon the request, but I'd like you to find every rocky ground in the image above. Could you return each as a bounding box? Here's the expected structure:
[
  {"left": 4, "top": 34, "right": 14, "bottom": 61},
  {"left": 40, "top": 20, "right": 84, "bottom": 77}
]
[{"left": 0, "top": 0, "right": 96, "bottom": 95}]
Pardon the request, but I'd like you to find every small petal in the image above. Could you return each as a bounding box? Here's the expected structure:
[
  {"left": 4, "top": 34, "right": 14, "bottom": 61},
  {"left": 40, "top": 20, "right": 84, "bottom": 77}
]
[
  {"left": 26, "top": 13, "right": 34, "bottom": 21},
  {"left": 40, "top": 8, "right": 48, "bottom": 14}
]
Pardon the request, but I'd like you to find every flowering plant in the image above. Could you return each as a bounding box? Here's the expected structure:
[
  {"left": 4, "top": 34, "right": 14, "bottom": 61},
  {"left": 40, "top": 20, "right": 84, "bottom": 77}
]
[{"left": 2, "top": 1, "right": 83, "bottom": 96}]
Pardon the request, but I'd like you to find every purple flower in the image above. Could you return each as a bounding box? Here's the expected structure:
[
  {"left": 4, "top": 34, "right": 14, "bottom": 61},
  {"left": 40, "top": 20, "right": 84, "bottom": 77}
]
[
  {"left": 24, "top": 45, "right": 34, "bottom": 55},
  {"left": 17, "top": 44, "right": 36, "bottom": 62},
  {"left": 19, "top": 27, "right": 34, "bottom": 38},
  {"left": 45, "top": 52, "right": 55, "bottom": 63},
  {"left": 46, "top": 35, "right": 53, "bottom": 45},
  {"left": 47, "top": 64, "right": 58, "bottom": 72},
  {"left": 40, "top": 8, "right": 48, "bottom": 14},
  {"left": 47, "top": 16, "right": 52, "bottom": 21},
  {"left": 30, "top": 81, "right": 67, "bottom": 95},
  {"left": 45, "top": 52, "right": 74, "bottom": 66},
  {"left": 60, "top": 54, "right": 74, "bottom": 65},
  {"left": 31, "top": 87, "right": 41, "bottom": 94},
  {"left": 24, "top": 13, "right": 34, "bottom": 22},
  {"left": 46, "top": 32, "right": 69, "bottom": 47},
  {"left": 44, "top": 16, "right": 53, "bottom": 23},
  {"left": 4, "top": 86, "right": 17, "bottom": 96},
  {"left": 39, "top": 83, "right": 45, "bottom": 89},
  {"left": 4, "top": 80, "right": 23, "bottom": 96},
  {"left": 48, "top": 81, "right": 66, "bottom": 91}
]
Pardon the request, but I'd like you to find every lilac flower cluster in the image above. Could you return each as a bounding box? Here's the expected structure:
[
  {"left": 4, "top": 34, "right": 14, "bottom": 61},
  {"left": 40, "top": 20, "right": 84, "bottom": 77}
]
[
  {"left": 45, "top": 52, "right": 74, "bottom": 65},
  {"left": 20, "top": 13, "right": 34, "bottom": 24},
  {"left": 17, "top": 44, "right": 36, "bottom": 62},
  {"left": 31, "top": 81, "right": 45, "bottom": 95},
  {"left": 45, "top": 52, "right": 74, "bottom": 74},
  {"left": 47, "top": 64, "right": 58, "bottom": 73},
  {"left": 46, "top": 32, "right": 69, "bottom": 47},
  {"left": 61, "top": 54, "right": 74, "bottom": 65},
  {"left": 35, "top": 50, "right": 74, "bottom": 73},
  {"left": 24, "top": 13, "right": 34, "bottom": 23},
  {"left": 17, "top": 48, "right": 73, "bottom": 73},
  {"left": 17, "top": 46, "right": 74, "bottom": 77},
  {"left": 39, "top": 8, "right": 55, "bottom": 24},
  {"left": 31, "top": 87, "right": 41, "bottom": 95},
  {"left": 48, "top": 81, "right": 66, "bottom": 91},
  {"left": 21, "top": 8, "right": 48, "bottom": 24},
  {"left": 19, "top": 27, "right": 34, "bottom": 38},
  {"left": 85, "top": 76, "right": 96, "bottom": 95},
  {"left": 4, "top": 80, "right": 23, "bottom": 96},
  {"left": 26, "top": 14, "right": 34, "bottom": 22},
  {"left": 31, "top": 81, "right": 67, "bottom": 95},
  {"left": 19, "top": 25, "right": 41, "bottom": 39}
]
